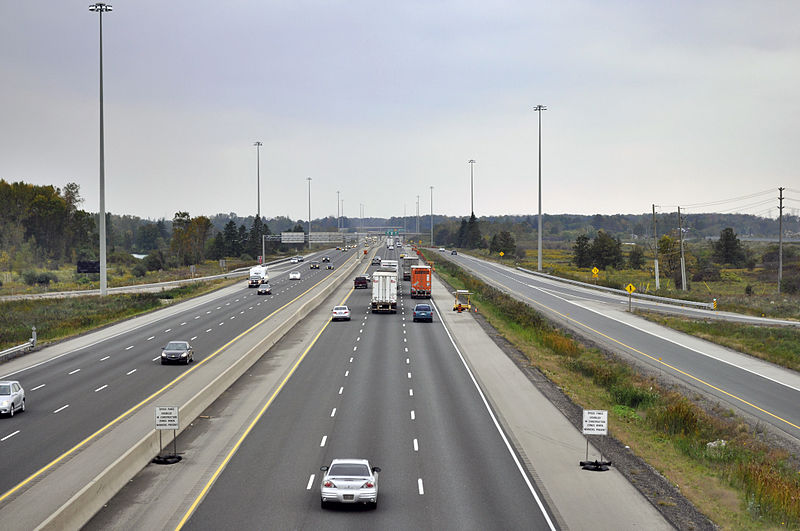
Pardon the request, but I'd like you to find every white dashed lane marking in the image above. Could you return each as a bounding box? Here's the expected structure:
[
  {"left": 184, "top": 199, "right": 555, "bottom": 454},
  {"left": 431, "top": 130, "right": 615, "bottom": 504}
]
[
  {"left": 95, "top": 385, "right": 108, "bottom": 392},
  {"left": 100, "top": 356, "right": 110, "bottom": 361},
  {"left": 410, "top": 410, "right": 416, "bottom": 420},
  {"left": 1, "top": 430, "right": 20, "bottom": 442},
  {"left": 68, "top": 369, "right": 80, "bottom": 375},
  {"left": 164, "top": 329, "right": 172, "bottom": 333},
  {"left": 306, "top": 475, "right": 315, "bottom": 490},
  {"left": 190, "top": 336, "right": 197, "bottom": 341},
  {"left": 331, "top": 408, "right": 336, "bottom": 417},
  {"left": 338, "top": 387, "right": 344, "bottom": 395},
  {"left": 31, "top": 384, "right": 45, "bottom": 391},
  {"left": 125, "top": 346, "right": 134, "bottom": 350},
  {"left": 418, "top": 478, "right": 424, "bottom": 495},
  {"left": 413, "top": 439, "right": 419, "bottom": 451},
  {"left": 127, "top": 369, "right": 137, "bottom": 375},
  {"left": 53, "top": 404, "right": 69, "bottom": 414},
  {"left": 409, "top": 389, "right": 414, "bottom": 396},
  {"left": 320, "top": 435, "right": 327, "bottom": 447},
  {"left": 152, "top": 357, "right": 160, "bottom": 362},
  {"left": 206, "top": 329, "right": 212, "bottom": 333},
  {"left": 147, "top": 336, "right": 155, "bottom": 341},
  {"left": 180, "top": 322, "right": 186, "bottom": 326}
]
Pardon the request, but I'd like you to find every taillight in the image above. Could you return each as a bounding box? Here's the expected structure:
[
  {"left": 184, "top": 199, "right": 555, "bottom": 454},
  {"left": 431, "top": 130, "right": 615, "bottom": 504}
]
[
  {"left": 324, "top": 480, "right": 335, "bottom": 488},
  {"left": 362, "top": 481, "right": 374, "bottom": 488}
]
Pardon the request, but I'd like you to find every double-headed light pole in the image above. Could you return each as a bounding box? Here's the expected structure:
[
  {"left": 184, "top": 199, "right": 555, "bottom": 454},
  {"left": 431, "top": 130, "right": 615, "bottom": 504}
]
[
  {"left": 254, "top": 141, "right": 263, "bottom": 261},
  {"left": 89, "top": 2, "right": 112, "bottom": 295},
  {"left": 534, "top": 104, "right": 547, "bottom": 271},
  {"left": 306, "top": 177, "right": 312, "bottom": 250},
  {"left": 429, "top": 186, "right": 434, "bottom": 246}
]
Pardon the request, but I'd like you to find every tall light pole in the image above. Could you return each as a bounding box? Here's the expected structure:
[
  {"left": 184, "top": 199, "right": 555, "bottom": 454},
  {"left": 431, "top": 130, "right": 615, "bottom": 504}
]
[
  {"left": 429, "top": 186, "right": 434, "bottom": 246},
  {"left": 306, "top": 177, "right": 312, "bottom": 250},
  {"left": 534, "top": 104, "right": 547, "bottom": 271},
  {"left": 468, "top": 159, "right": 476, "bottom": 217},
  {"left": 89, "top": 2, "right": 112, "bottom": 296},
  {"left": 416, "top": 195, "right": 420, "bottom": 234},
  {"left": 254, "top": 141, "right": 263, "bottom": 262},
  {"left": 336, "top": 190, "right": 340, "bottom": 231}
]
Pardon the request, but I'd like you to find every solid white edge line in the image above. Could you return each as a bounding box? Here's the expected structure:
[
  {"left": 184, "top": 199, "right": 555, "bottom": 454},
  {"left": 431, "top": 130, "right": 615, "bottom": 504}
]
[
  {"left": 306, "top": 474, "right": 315, "bottom": 490},
  {"left": 1, "top": 430, "right": 20, "bottom": 442},
  {"left": 430, "top": 297, "right": 557, "bottom": 531}
]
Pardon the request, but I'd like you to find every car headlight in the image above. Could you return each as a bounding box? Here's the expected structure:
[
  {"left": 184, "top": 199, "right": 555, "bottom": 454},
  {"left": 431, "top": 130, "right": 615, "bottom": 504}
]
[
  {"left": 161, "top": 353, "right": 167, "bottom": 357},
  {"left": 181, "top": 352, "right": 188, "bottom": 357},
  {"left": 1, "top": 400, "right": 8, "bottom": 407}
]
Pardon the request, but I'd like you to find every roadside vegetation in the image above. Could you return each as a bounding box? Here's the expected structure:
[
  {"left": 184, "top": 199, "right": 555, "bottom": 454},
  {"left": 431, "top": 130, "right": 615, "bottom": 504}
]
[
  {"left": 0, "top": 279, "right": 236, "bottom": 352},
  {"left": 421, "top": 249, "right": 800, "bottom": 529}
]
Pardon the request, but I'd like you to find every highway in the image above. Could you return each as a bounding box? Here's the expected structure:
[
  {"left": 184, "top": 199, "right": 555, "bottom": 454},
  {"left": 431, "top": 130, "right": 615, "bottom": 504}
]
[
  {"left": 441, "top": 252, "right": 800, "bottom": 443},
  {"left": 179, "top": 244, "right": 556, "bottom": 530},
  {"left": 0, "top": 247, "right": 356, "bottom": 498}
]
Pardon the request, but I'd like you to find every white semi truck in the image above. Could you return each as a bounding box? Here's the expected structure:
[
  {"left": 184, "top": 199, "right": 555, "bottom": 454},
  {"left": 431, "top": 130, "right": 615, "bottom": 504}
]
[
  {"left": 248, "top": 265, "right": 269, "bottom": 288},
  {"left": 371, "top": 271, "right": 398, "bottom": 313}
]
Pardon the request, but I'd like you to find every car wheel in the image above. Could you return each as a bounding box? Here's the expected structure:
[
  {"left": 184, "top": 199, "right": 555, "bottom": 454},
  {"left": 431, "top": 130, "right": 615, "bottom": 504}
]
[
  {"left": 21, "top": 399, "right": 25, "bottom": 412},
  {"left": 9, "top": 404, "right": 14, "bottom": 417},
  {"left": 370, "top": 500, "right": 378, "bottom": 510},
  {"left": 320, "top": 499, "right": 327, "bottom": 510}
]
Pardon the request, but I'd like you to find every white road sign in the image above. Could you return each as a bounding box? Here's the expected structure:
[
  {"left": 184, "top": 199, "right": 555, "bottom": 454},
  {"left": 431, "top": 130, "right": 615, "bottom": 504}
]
[
  {"left": 582, "top": 409, "right": 608, "bottom": 435},
  {"left": 155, "top": 406, "right": 179, "bottom": 430},
  {"left": 281, "top": 232, "right": 305, "bottom": 244}
]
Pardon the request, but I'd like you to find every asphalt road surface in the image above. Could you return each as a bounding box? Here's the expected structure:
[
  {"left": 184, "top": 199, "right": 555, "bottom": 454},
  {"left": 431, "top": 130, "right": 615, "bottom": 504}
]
[
  {"left": 181, "top": 245, "right": 556, "bottom": 530},
  {"left": 0, "top": 248, "right": 355, "bottom": 497}
]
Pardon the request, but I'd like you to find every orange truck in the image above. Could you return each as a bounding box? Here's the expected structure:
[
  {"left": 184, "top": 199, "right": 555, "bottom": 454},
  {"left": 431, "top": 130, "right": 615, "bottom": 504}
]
[{"left": 410, "top": 265, "right": 431, "bottom": 298}]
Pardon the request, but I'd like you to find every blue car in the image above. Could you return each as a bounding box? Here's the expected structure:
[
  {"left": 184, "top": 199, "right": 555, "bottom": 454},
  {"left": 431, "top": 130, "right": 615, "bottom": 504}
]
[{"left": 412, "top": 304, "right": 433, "bottom": 322}]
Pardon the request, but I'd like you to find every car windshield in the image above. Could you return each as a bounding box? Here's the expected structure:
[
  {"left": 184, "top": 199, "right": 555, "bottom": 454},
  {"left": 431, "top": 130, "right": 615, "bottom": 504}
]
[
  {"left": 415, "top": 305, "right": 431, "bottom": 311},
  {"left": 0, "top": 384, "right": 11, "bottom": 395},
  {"left": 329, "top": 464, "right": 370, "bottom": 477},
  {"left": 165, "top": 342, "right": 187, "bottom": 350}
]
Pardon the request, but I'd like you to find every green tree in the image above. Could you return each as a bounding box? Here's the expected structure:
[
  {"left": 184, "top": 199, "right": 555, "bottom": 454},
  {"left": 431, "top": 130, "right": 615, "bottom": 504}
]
[
  {"left": 627, "top": 245, "right": 645, "bottom": 270},
  {"left": 466, "top": 214, "right": 482, "bottom": 249},
  {"left": 713, "top": 227, "right": 746, "bottom": 266},
  {"left": 207, "top": 233, "right": 227, "bottom": 260},
  {"left": 590, "top": 230, "right": 623, "bottom": 269},
  {"left": 223, "top": 220, "right": 240, "bottom": 257},
  {"left": 572, "top": 234, "right": 592, "bottom": 268},
  {"left": 489, "top": 231, "right": 516, "bottom": 255},
  {"left": 657, "top": 235, "right": 680, "bottom": 278},
  {"left": 170, "top": 211, "right": 192, "bottom": 265}
]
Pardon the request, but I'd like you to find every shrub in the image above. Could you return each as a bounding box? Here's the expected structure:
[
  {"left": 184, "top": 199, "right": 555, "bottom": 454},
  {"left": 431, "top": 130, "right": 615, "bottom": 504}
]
[
  {"left": 22, "top": 271, "right": 58, "bottom": 286},
  {"left": 611, "top": 383, "right": 659, "bottom": 409},
  {"left": 132, "top": 262, "right": 147, "bottom": 278}
]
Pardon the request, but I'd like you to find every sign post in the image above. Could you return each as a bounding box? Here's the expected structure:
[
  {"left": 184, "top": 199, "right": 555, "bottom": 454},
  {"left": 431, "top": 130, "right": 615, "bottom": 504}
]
[
  {"left": 591, "top": 267, "right": 599, "bottom": 284},
  {"left": 625, "top": 283, "right": 636, "bottom": 311},
  {"left": 155, "top": 406, "right": 179, "bottom": 461},
  {"left": 581, "top": 409, "right": 611, "bottom": 471}
]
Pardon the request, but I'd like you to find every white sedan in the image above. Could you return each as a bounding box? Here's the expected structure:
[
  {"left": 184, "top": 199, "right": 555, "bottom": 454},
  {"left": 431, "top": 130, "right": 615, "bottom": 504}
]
[
  {"left": 320, "top": 459, "right": 380, "bottom": 509},
  {"left": 331, "top": 306, "right": 351, "bottom": 321},
  {"left": 289, "top": 271, "right": 301, "bottom": 280}
]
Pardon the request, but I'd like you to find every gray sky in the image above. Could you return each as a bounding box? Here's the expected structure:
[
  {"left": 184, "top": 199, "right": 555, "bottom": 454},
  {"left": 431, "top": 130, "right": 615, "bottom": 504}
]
[{"left": 2, "top": 1, "right": 798, "bottom": 222}]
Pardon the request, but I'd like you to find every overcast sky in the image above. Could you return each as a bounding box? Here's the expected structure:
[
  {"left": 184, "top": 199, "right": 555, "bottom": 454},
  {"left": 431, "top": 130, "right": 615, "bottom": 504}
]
[{"left": 2, "top": 1, "right": 798, "bottom": 222}]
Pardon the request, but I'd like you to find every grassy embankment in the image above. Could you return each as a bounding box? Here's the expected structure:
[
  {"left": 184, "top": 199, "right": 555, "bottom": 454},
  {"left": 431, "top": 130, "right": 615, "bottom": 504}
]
[
  {"left": 422, "top": 250, "right": 800, "bottom": 530},
  {"left": 0, "top": 278, "right": 236, "bottom": 352}
]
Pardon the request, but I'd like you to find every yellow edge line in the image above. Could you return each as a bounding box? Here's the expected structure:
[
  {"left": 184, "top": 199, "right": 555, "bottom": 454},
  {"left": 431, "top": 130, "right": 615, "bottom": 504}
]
[
  {"left": 0, "top": 255, "right": 357, "bottom": 505},
  {"left": 477, "top": 270, "right": 800, "bottom": 432},
  {"left": 174, "top": 256, "right": 372, "bottom": 528}
]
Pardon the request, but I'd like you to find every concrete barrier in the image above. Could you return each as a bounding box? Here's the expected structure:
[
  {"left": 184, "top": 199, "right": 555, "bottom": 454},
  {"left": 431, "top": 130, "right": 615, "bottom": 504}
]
[{"left": 31, "top": 251, "right": 369, "bottom": 530}]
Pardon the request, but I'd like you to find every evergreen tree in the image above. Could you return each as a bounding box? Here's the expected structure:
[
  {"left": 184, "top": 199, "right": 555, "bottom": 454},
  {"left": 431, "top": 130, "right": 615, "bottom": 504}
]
[
  {"left": 627, "top": 245, "right": 645, "bottom": 270},
  {"left": 222, "top": 220, "right": 239, "bottom": 257},
  {"left": 713, "top": 227, "right": 746, "bottom": 266},
  {"left": 237, "top": 225, "right": 249, "bottom": 257},
  {"left": 456, "top": 219, "right": 468, "bottom": 247},
  {"left": 466, "top": 213, "right": 482, "bottom": 249},
  {"left": 572, "top": 234, "right": 592, "bottom": 268},
  {"left": 208, "top": 233, "right": 227, "bottom": 260},
  {"left": 590, "top": 230, "right": 623, "bottom": 269}
]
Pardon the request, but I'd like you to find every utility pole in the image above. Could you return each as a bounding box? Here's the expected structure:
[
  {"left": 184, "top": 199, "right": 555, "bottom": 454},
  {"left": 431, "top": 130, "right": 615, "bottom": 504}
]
[
  {"left": 468, "top": 159, "right": 476, "bottom": 217},
  {"left": 306, "top": 177, "right": 312, "bottom": 250},
  {"left": 429, "top": 186, "right": 434, "bottom": 246},
  {"left": 534, "top": 104, "right": 547, "bottom": 271},
  {"left": 778, "top": 187, "right": 784, "bottom": 294},
  {"left": 337, "top": 190, "right": 340, "bottom": 231},
  {"left": 652, "top": 204, "right": 660, "bottom": 290},
  {"left": 678, "top": 206, "right": 687, "bottom": 291}
]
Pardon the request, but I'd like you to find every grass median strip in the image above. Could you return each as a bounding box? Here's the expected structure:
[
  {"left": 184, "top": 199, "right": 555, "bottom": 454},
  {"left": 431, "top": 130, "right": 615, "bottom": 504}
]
[{"left": 423, "top": 250, "right": 800, "bottom": 530}]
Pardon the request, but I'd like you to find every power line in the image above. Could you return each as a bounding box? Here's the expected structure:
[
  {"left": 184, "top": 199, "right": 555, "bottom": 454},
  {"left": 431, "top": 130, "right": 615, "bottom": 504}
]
[{"left": 671, "top": 188, "right": 775, "bottom": 209}]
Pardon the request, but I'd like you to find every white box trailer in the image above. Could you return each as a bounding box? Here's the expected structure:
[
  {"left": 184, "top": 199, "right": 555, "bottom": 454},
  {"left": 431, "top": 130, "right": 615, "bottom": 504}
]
[
  {"left": 402, "top": 256, "right": 418, "bottom": 280},
  {"left": 371, "top": 271, "right": 398, "bottom": 313},
  {"left": 248, "top": 265, "right": 269, "bottom": 287}
]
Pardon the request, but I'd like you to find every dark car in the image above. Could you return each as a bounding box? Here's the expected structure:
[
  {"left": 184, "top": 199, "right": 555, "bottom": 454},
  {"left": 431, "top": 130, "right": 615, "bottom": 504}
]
[
  {"left": 326, "top": 264, "right": 335, "bottom": 270},
  {"left": 322, "top": 256, "right": 331, "bottom": 262},
  {"left": 412, "top": 304, "right": 433, "bottom": 322},
  {"left": 161, "top": 341, "right": 194, "bottom": 365},
  {"left": 451, "top": 250, "right": 458, "bottom": 255},
  {"left": 310, "top": 261, "right": 320, "bottom": 269},
  {"left": 257, "top": 283, "right": 272, "bottom": 295},
  {"left": 354, "top": 276, "right": 369, "bottom": 289}
]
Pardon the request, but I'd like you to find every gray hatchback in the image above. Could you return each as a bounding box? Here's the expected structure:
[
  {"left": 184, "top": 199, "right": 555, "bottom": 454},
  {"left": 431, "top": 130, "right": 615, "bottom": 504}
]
[
  {"left": 161, "top": 341, "right": 194, "bottom": 365},
  {"left": 0, "top": 380, "right": 25, "bottom": 417}
]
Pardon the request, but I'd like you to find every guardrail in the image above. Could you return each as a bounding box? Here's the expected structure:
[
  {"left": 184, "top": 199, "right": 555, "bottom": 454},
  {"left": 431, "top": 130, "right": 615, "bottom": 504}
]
[
  {"left": 515, "top": 266, "right": 715, "bottom": 310},
  {"left": 0, "top": 327, "right": 37, "bottom": 363}
]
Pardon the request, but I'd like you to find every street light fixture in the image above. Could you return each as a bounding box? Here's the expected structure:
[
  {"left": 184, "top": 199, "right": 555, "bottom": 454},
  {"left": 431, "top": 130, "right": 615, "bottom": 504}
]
[
  {"left": 254, "top": 141, "right": 263, "bottom": 261},
  {"left": 430, "top": 186, "right": 434, "bottom": 246},
  {"left": 89, "top": 2, "right": 112, "bottom": 296},
  {"left": 534, "top": 104, "right": 547, "bottom": 271},
  {"left": 468, "top": 159, "right": 476, "bottom": 217},
  {"left": 306, "top": 177, "right": 312, "bottom": 250}
]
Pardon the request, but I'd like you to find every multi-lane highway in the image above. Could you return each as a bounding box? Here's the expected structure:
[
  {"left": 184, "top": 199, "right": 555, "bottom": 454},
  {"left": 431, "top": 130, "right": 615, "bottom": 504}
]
[
  {"left": 176, "top": 244, "right": 556, "bottom": 529},
  {"left": 0, "top": 247, "right": 356, "bottom": 498},
  {"left": 441, "top": 252, "right": 800, "bottom": 443}
]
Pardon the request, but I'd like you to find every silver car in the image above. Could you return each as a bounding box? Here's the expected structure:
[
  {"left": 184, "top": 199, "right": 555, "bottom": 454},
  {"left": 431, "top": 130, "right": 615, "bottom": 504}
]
[
  {"left": 320, "top": 458, "right": 380, "bottom": 509},
  {"left": 0, "top": 380, "right": 25, "bottom": 417},
  {"left": 160, "top": 341, "right": 194, "bottom": 365}
]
